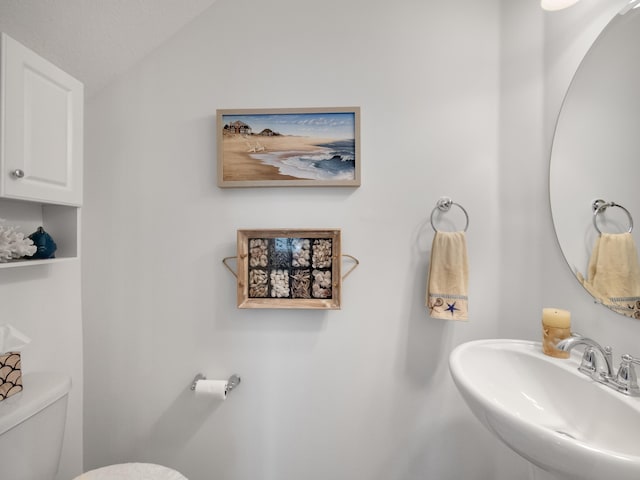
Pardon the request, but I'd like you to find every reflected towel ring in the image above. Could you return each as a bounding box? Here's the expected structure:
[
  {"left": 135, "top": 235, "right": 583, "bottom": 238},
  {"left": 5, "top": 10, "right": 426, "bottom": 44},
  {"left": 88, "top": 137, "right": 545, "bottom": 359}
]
[
  {"left": 592, "top": 199, "right": 633, "bottom": 234},
  {"left": 430, "top": 197, "right": 469, "bottom": 232}
]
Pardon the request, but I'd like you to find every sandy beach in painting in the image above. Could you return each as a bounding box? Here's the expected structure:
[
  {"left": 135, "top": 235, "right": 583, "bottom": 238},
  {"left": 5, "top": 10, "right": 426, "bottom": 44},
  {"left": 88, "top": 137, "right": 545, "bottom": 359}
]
[{"left": 221, "top": 134, "right": 347, "bottom": 182}]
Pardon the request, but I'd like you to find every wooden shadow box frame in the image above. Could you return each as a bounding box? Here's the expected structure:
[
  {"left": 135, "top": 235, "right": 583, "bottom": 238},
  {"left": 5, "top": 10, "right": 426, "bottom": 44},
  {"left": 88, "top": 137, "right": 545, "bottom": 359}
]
[{"left": 236, "top": 229, "right": 342, "bottom": 309}]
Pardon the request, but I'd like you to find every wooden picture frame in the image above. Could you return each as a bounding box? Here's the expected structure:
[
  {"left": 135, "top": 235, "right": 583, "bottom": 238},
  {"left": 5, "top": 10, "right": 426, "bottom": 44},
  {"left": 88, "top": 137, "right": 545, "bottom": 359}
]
[
  {"left": 236, "top": 229, "right": 341, "bottom": 309},
  {"left": 217, "top": 107, "right": 360, "bottom": 188}
]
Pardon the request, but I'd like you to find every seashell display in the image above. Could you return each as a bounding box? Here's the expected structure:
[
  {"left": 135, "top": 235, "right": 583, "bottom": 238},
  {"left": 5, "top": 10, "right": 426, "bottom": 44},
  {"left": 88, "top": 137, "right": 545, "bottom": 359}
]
[
  {"left": 245, "top": 235, "right": 337, "bottom": 302},
  {"left": 291, "top": 269, "right": 312, "bottom": 298},
  {"left": 249, "top": 239, "right": 269, "bottom": 268},
  {"left": 270, "top": 238, "right": 291, "bottom": 267},
  {"left": 312, "top": 239, "right": 332, "bottom": 268},
  {"left": 249, "top": 269, "right": 268, "bottom": 297},
  {"left": 270, "top": 269, "right": 290, "bottom": 298},
  {"left": 291, "top": 238, "right": 311, "bottom": 267},
  {"left": 312, "top": 270, "right": 332, "bottom": 298}
]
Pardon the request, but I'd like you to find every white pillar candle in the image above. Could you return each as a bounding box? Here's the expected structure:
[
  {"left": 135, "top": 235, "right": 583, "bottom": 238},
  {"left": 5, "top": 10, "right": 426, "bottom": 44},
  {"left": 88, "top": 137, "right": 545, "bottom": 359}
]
[
  {"left": 542, "top": 308, "right": 571, "bottom": 328},
  {"left": 542, "top": 308, "right": 571, "bottom": 358}
]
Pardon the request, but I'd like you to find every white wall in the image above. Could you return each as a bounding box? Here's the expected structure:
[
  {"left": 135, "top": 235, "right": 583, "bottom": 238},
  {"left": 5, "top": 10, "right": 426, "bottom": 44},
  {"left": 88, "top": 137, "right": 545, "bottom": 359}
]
[
  {"left": 0, "top": 262, "right": 83, "bottom": 480},
  {"left": 82, "top": 0, "right": 640, "bottom": 479}
]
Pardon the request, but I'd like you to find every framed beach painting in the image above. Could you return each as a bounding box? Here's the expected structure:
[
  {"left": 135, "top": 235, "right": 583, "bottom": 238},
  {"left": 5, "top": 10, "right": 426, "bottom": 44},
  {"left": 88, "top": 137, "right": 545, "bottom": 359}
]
[{"left": 217, "top": 107, "right": 360, "bottom": 187}]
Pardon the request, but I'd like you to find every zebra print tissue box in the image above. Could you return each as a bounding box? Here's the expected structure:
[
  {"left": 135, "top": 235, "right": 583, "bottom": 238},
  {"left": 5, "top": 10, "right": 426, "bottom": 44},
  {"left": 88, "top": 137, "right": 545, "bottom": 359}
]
[{"left": 0, "top": 352, "right": 23, "bottom": 400}]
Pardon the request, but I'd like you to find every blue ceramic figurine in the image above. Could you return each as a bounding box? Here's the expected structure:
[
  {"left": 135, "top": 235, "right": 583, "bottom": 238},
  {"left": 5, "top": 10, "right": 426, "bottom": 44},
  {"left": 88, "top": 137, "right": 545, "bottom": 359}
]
[{"left": 28, "top": 226, "right": 57, "bottom": 259}]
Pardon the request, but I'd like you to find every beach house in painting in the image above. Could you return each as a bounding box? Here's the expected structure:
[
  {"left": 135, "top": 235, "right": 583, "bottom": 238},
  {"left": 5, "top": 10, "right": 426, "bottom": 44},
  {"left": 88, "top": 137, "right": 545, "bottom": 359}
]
[
  {"left": 258, "top": 128, "right": 278, "bottom": 136},
  {"left": 224, "top": 120, "right": 252, "bottom": 135}
]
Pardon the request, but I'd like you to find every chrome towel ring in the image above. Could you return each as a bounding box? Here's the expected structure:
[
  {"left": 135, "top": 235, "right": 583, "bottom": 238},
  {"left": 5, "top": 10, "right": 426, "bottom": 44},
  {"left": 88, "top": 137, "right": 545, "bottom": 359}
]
[
  {"left": 430, "top": 197, "right": 469, "bottom": 232},
  {"left": 592, "top": 199, "right": 633, "bottom": 234}
]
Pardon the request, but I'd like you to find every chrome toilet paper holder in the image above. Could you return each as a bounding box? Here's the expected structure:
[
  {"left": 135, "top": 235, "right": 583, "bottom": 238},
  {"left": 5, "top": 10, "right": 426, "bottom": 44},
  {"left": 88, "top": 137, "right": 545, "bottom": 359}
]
[{"left": 190, "top": 373, "right": 241, "bottom": 394}]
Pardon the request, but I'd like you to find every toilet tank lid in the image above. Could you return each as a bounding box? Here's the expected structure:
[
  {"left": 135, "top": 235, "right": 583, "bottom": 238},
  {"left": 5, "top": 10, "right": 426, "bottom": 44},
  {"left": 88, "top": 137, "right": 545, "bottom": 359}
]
[{"left": 0, "top": 372, "right": 71, "bottom": 435}]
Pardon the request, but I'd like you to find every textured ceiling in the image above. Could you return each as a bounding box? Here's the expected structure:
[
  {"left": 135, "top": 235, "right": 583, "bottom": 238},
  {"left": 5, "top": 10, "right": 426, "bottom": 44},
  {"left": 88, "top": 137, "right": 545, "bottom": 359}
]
[{"left": 0, "top": 0, "right": 218, "bottom": 98}]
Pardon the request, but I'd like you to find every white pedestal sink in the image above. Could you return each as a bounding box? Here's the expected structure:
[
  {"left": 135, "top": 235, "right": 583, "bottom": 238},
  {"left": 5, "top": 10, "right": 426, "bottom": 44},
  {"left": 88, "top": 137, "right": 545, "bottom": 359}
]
[{"left": 449, "top": 339, "right": 640, "bottom": 480}]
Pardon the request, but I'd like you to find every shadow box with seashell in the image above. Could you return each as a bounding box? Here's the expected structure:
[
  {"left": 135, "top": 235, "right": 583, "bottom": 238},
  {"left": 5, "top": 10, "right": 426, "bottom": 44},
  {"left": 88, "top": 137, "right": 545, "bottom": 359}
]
[{"left": 223, "top": 229, "right": 358, "bottom": 309}]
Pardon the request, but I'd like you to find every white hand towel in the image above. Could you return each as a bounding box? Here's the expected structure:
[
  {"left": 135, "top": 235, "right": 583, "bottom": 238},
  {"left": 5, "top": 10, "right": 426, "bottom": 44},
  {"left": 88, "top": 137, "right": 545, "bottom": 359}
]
[
  {"left": 426, "top": 231, "right": 469, "bottom": 320},
  {"left": 580, "top": 232, "right": 640, "bottom": 318}
]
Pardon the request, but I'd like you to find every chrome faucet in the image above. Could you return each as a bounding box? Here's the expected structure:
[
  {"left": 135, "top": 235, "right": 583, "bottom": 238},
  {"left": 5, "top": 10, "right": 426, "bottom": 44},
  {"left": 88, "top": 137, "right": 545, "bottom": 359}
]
[
  {"left": 556, "top": 334, "right": 640, "bottom": 396},
  {"left": 556, "top": 335, "right": 614, "bottom": 381},
  {"left": 611, "top": 354, "right": 640, "bottom": 396}
]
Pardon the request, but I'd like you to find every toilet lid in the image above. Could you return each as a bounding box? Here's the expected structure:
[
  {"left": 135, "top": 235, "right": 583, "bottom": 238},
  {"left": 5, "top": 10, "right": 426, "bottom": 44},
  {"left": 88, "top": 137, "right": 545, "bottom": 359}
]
[{"left": 74, "top": 463, "right": 187, "bottom": 480}]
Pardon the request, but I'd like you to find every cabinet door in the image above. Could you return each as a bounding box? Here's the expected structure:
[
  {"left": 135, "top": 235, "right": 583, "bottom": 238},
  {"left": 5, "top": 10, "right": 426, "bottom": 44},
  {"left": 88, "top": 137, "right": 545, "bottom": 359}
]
[{"left": 1, "top": 33, "right": 83, "bottom": 206}]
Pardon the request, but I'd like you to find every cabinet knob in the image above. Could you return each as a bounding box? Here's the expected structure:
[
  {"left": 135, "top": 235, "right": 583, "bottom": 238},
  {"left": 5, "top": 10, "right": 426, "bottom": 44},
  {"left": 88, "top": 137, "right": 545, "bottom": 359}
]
[{"left": 11, "top": 169, "right": 25, "bottom": 179}]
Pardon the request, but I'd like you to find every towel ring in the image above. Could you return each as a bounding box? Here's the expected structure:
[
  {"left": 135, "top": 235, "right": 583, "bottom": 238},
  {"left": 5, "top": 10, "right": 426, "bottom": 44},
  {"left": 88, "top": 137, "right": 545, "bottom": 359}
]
[
  {"left": 592, "top": 199, "right": 633, "bottom": 234},
  {"left": 430, "top": 197, "right": 469, "bottom": 232}
]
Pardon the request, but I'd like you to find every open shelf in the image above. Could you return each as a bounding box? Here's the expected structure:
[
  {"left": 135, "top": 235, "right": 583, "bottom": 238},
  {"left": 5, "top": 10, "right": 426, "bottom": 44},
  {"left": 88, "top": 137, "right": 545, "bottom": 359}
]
[{"left": 0, "top": 198, "right": 79, "bottom": 268}]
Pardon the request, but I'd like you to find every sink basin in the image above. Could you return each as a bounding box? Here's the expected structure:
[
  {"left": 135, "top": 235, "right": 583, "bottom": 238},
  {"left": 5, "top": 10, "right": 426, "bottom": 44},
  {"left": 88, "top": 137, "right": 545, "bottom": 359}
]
[{"left": 449, "top": 339, "right": 640, "bottom": 480}]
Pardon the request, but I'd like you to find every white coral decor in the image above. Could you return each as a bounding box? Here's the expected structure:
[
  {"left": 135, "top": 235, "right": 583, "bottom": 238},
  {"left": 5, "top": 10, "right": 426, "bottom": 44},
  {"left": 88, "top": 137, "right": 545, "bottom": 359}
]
[{"left": 0, "top": 219, "right": 37, "bottom": 263}]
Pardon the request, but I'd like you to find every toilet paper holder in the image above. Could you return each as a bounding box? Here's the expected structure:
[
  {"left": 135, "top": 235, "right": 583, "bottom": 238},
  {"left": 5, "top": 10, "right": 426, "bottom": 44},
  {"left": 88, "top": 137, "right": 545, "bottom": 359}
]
[{"left": 190, "top": 373, "right": 241, "bottom": 394}]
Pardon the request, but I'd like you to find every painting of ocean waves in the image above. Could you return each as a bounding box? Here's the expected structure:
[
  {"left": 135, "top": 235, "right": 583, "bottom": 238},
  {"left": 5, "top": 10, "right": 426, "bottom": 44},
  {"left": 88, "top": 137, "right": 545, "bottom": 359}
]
[{"left": 251, "top": 139, "right": 356, "bottom": 181}]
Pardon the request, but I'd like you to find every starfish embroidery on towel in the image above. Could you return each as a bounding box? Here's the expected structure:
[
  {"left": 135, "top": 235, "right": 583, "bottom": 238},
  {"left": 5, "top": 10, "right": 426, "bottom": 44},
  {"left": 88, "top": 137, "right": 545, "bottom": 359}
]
[{"left": 445, "top": 302, "right": 459, "bottom": 315}]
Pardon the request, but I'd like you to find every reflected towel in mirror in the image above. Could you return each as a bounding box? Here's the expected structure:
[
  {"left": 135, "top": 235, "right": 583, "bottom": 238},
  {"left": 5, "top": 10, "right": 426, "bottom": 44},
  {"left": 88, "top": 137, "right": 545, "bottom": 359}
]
[{"left": 578, "top": 232, "right": 640, "bottom": 318}]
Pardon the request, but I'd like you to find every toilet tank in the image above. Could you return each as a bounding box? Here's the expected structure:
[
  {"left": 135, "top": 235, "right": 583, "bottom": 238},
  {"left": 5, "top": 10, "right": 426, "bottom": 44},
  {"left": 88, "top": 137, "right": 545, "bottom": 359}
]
[{"left": 0, "top": 372, "right": 71, "bottom": 480}]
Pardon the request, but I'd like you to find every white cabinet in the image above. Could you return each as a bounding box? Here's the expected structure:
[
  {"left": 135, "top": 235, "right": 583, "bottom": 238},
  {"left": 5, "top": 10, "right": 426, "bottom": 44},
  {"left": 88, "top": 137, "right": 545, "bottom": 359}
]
[
  {"left": 1, "top": 33, "right": 83, "bottom": 206},
  {"left": 0, "top": 34, "right": 82, "bottom": 268}
]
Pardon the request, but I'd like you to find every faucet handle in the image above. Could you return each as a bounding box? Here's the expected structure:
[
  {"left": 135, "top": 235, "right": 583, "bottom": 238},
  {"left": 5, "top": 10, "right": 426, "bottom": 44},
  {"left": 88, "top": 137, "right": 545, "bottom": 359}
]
[
  {"left": 579, "top": 345, "right": 613, "bottom": 378},
  {"left": 622, "top": 353, "right": 640, "bottom": 365},
  {"left": 578, "top": 348, "right": 598, "bottom": 375},
  {"left": 614, "top": 354, "right": 640, "bottom": 396}
]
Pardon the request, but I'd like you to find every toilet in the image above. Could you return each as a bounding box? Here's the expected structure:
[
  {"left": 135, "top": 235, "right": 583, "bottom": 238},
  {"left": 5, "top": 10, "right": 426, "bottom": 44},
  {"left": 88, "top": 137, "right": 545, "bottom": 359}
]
[
  {"left": 75, "top": 463, "right": 186, "bottom": 479},
  {"left": 0, "top": 372, "right": 187, "bottom": 480}
]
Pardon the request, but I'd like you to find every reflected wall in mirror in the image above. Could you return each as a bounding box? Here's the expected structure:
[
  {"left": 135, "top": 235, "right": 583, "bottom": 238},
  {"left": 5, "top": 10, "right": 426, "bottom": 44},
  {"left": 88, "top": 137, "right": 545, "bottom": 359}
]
[{"left": 550, "top": 4, "right": 640, "bottom": 319}]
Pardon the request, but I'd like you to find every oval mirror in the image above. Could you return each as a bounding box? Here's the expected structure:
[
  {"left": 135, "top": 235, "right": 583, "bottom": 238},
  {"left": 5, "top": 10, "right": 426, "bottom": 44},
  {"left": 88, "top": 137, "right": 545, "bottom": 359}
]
[{"left": 550, "top": 3, "right": 640, "bottom": 319}]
